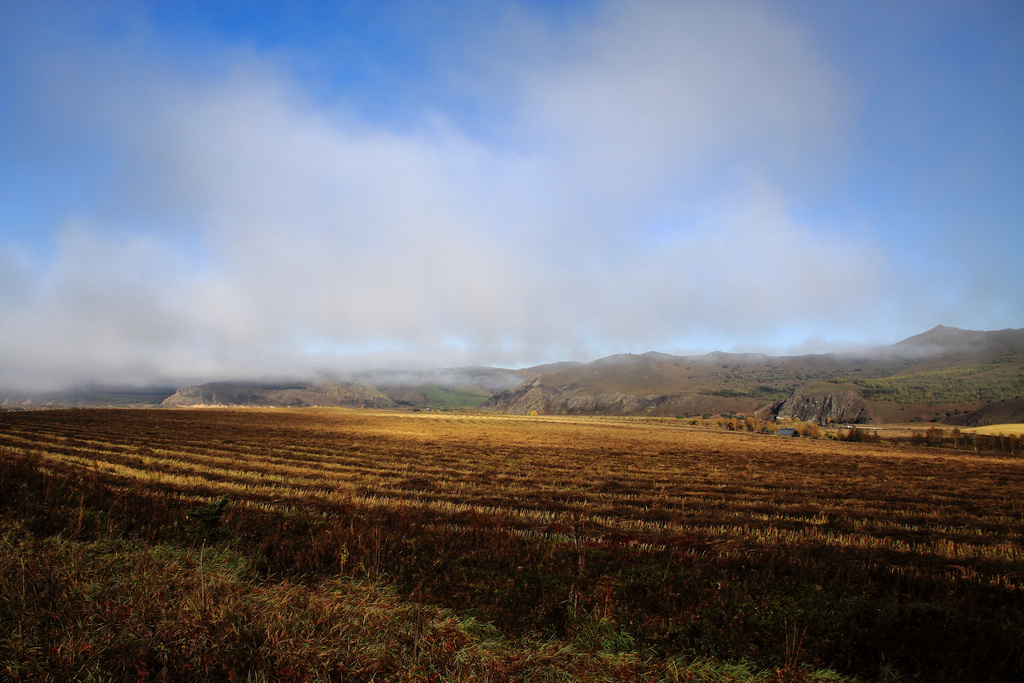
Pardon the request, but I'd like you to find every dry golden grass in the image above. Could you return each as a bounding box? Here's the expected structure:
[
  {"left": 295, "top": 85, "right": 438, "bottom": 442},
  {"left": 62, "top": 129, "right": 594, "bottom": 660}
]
[
  {"left": 2, "top": 408, "right": 1022, "bottom": 681},
  {"left": 966, "top": 423, "right": 1024, "bottom": 436},
  {"left": 2, "top": 408, "right": 1021, "bottom": 583}
]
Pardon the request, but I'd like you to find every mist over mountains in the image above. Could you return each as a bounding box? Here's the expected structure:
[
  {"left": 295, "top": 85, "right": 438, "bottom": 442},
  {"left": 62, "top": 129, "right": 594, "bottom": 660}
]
[{"left": 3, "top": 326, "right": 1023, "bottom": 426}]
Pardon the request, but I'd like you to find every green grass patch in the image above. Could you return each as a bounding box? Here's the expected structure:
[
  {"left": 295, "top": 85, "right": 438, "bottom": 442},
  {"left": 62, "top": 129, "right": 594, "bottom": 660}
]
[
  {"left": 857, "top": 356, "right": 1024, "bottom": 406},
  {"left": 418, "top": 384, "right": 491, "bottom": 410}
]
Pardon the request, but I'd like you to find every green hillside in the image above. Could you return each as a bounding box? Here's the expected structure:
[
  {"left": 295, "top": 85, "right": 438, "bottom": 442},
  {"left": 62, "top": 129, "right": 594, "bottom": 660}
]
[
  {"left": 858, "top": 356, "right": 1024, "bottom": 404},
  {"left": 417, "top": 385, "right": 491, "bottom": 410}
]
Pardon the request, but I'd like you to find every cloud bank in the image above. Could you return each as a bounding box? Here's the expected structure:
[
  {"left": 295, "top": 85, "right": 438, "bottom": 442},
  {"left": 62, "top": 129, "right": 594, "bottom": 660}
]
[{"left": 1, "top": 0, "right": 1021, "bottom": 390}]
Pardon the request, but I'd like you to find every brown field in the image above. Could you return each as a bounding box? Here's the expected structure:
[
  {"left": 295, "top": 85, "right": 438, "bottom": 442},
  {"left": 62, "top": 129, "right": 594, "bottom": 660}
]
[{"left": 1, "top": 408, "right": 1022, "bottom": 682}]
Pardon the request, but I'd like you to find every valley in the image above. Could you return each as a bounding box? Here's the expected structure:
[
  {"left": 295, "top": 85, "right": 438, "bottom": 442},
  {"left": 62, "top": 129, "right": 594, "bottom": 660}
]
[{"left": 3, "top": 326, "right": 1023, "bottom": 427}]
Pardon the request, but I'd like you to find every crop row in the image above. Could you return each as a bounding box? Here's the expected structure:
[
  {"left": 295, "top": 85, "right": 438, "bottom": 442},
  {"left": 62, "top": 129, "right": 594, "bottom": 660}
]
[
  {"left": 2, "top": 408, "right": 1023, "bottom": 681},
  {"left": 1, "top": 408, "right": 1020, "bottom": 578}
]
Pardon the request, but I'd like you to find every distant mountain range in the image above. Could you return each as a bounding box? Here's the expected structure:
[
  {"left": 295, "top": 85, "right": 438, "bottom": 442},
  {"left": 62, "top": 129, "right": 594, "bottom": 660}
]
[
  {"left": 481, "top": 326, "right": 1024, "bottom": 425},
  {"left": 3, "top": 326, "right": 1023, "bottom": 426}
]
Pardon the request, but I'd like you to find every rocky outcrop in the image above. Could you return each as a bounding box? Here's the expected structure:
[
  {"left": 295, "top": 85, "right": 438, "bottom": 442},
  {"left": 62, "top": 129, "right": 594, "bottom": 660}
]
[
  {"left": 160, "top": 381, "right": 393, "bottom": 408},
  {"left": 160, "top": 385, "right": 209, "bottom": 407},
  {"left": 482, "top": 377, "right": 722, "bottom": 416},
  {"left": 759, "top": 391, "right": 870, "bottom": 425}
]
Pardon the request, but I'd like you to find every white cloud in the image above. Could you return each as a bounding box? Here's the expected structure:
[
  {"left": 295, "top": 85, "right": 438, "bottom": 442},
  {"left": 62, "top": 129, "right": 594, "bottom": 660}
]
[
  {"left": 5, "top": 0, "right": 981, "bottom": 390},
  {"left": 515, "top": 1, "right": 847, "bottom": 205}
]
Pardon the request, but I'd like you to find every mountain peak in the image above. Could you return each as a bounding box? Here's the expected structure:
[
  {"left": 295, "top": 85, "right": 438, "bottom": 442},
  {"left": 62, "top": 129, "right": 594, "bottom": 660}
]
[
  {"left": 875, "top": 325, "right": 1024, "bottom": 364},
  {"left": 894, "top": 325, "right": 973, "bottom": 348}
]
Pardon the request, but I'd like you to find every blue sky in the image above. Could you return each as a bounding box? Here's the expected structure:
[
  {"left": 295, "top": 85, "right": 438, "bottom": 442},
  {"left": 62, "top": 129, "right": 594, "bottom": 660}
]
[{"left": 1, "top": 0, "right": 1022, "bottom": 390}]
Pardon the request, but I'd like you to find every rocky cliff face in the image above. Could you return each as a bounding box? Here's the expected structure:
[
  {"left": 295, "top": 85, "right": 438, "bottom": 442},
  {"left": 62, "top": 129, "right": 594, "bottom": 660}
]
[
  {"left": 160, "top": 382, "right": 392, "bottom": 408},
  {"left": 482, "top": 378, "right": 722, "bottom": 416},
  {"left": 758, "top": 391, "right": 870, "bottom": 425}
]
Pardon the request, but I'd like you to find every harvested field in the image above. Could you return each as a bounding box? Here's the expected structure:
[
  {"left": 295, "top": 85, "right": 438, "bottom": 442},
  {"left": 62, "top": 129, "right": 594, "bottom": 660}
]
[
  {"left": 967, "top": 423, "right": 1024, "bottom": 437},
  {"left": 1, "top": 408, "right": 1022, "bottom": 681}
]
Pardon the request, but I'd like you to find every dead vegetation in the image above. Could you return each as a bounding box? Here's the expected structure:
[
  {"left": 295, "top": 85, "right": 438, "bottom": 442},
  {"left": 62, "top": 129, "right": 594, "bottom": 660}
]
[{"left": 1, "top": 408, "right": 1021, "bottom": 681}]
